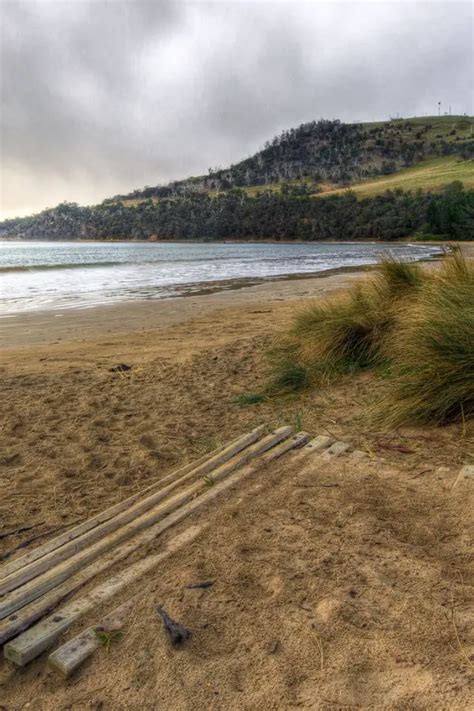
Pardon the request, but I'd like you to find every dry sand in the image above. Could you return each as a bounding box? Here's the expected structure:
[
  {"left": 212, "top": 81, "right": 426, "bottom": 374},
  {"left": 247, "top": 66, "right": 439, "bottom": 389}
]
[{"left": 0, "top": 266, "right": 473, "bottom": 709}]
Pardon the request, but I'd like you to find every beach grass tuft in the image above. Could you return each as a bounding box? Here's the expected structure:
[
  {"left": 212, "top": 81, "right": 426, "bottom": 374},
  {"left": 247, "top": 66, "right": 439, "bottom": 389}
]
[
  {"left": 268, "top": 257, "right": 424, "bottom": 388},
  {"left": 378, "top": 252, "right": 474, "bottom": 425},
  {"left": 267, "top": 252, "right": 474, "bottom": 426},
  {"left": 232, "top": 393, "right": 267, "bottom": 407}
]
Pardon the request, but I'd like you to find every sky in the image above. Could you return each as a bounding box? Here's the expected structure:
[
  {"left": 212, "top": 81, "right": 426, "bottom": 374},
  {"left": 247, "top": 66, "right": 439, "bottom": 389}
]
[{"left": 0, "top": 0, "right": 473, "bottom": 219}]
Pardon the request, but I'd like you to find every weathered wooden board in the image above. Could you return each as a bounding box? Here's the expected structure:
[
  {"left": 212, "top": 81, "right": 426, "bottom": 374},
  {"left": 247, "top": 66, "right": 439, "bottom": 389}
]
[
  {"left": 0, "top": 427, "right": 265, "bottom": 583},
  {"left": 322, "top": 441, "right": 351, "bottom": 458},
  {"left": 3, "top": 425, "right": 304, "bottom": 664},
  {"left": 0, "top": 428, "right": 291, "bottom": 621},
  {"left": 4, "top": 525, "right": 204, "bottom": 666},
  {"left": 0, "top": 426, "right": 266, "bottom": 596},
  {"left": 48, "top": 597, "right": 136, "bottom": 676}
]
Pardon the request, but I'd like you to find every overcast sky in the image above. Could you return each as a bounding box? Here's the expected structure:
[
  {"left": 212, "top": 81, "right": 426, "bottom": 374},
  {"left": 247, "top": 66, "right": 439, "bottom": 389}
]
[{"left": 0, "top": 0, "right": 472, "bottom": 219}]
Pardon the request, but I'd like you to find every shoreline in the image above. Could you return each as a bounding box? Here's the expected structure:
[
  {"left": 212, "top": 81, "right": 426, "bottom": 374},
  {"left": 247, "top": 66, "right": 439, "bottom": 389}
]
[
  {"left": 1, "top": 242, "right": 469, "bottom": 349},
  {"left": 0, "top": 245, "right": 447, "bottom": 323},
  {"left": 0, "top": 236, "right": 458, "bottom": 245},
  {"left": 0, "top": 269, "right": 367, "bottom": 348}
]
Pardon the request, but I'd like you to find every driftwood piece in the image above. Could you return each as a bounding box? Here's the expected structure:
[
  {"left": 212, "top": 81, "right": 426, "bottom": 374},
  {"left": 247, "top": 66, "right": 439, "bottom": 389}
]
[
  {"left": 48, "top": 598, "right": 136, "bottom": 676},
  {"left": 4, "top": 524, "right": 204, "bottom": 666},
  {"left": 0, "top": 524, "right": 44, "bottom": 541},
  {"left": 156, "top": 607, "right": 191, "bottom": 645},
  {"left": 185, "top": 580, "right": 214, "bottom": 590},
  {"left": 0, "top": 426, "right": 266, "bottom": 596},
  {"left": 0, "top": 427, "right": 265, "bottom": 583}
]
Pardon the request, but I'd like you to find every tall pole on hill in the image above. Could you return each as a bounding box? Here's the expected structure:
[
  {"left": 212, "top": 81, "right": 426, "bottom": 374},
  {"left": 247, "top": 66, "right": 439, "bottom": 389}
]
[{"left": 438, "top": 101, "right": 441, "bottom": 116}]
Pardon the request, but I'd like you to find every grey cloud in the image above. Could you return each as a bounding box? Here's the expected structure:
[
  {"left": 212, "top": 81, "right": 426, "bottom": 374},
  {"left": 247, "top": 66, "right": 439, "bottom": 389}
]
[{"left": 0, "top": 0, "right": 472, "bottom": 217}]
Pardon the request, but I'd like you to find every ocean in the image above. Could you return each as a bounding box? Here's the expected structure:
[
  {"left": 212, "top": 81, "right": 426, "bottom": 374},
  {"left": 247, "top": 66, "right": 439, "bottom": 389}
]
[{"left": 0, "top": 240, "right": 443, "bottom": 316}]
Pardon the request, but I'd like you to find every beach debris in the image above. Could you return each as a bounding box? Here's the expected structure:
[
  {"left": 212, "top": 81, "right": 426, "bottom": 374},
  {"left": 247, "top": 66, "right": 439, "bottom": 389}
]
[
  {"left": 0, "top": 523, "right": 43, "bottom": 541},
  {"left": 185, "top": 580, "right": 214, "bottom": 590},
  {"left": 2, "top": 425, "right": 306, "bottom": 663},
  {"left": 321, "top": 441, "right": 351, "bottom": 458},
  {"left": 267, "top": 639, "right": 280, "bottom": 654},
  {"left": 156, "top": 606, "right": 191, "bottom": 646},
  {"left": 48, "top": 598, "right": 135, "bottom": 676},
  {"left": 460, "top": 465, "right": 474, "bottom": 480},
  {"left": 109, "top": 363, "right": 132, "bottom": 372}
]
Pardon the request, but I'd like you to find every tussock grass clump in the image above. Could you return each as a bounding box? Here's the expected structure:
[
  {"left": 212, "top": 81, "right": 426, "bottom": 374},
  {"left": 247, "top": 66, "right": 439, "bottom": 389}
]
[
  {"left": 266, "top": 340, "right": 310, "bottom": 393},
  {"left": 379, "top": 253, "right": 474, "bottom": 425},
  {"left": 268, "top": 252, "right": 474, "bottom": 426},
  {"left": 374, "top": 256, "right": 425, "bottom": 296},
  {"left": 292, "top": 286, "right": 386, "bottom": 373},
  {"left": 268, "top": 257, "right": 426, "bottom": 391}
]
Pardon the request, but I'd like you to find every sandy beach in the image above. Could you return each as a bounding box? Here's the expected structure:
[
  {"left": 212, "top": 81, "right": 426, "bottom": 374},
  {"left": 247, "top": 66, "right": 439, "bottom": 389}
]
[{"left": 1, "top": 264, "right": 472, "bottom": 709}]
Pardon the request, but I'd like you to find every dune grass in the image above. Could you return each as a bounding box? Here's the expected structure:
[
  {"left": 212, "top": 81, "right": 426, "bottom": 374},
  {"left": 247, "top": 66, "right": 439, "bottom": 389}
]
[
  {"left": 268, "top": 258, "right": 424, "bottom": 390},
  {"left": 379, "top": 253, "right": 474, "bottom": 425},
  {"left": 268, "top": 253, "right": 474, "bottom": 426}
]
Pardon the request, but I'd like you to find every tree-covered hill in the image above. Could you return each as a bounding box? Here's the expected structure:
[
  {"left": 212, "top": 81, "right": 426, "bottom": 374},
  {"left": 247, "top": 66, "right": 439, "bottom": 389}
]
[
  {"left": 0, "top": 116, "right": 472, "bottom": 243},
  {"left": 114, "top": 115, "right": 474, "bottom": 201}
]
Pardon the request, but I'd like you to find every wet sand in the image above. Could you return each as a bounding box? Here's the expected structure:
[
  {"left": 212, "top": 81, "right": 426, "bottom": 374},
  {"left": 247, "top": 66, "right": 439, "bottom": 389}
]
[{"left": 1, "top": 271, "right": 364, "bottom": 348}]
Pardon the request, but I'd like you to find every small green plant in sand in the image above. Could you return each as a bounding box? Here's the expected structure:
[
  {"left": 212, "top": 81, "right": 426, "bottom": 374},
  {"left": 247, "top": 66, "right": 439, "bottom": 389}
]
[
  {"left": 232, "top": 393, "right": 267, "bottom": 407},
  {"left": 95, "top": 629, "right": 124, "bottom": 652},
  {"left": 267, "top": 252, "right": 473, "bottom": 426}
]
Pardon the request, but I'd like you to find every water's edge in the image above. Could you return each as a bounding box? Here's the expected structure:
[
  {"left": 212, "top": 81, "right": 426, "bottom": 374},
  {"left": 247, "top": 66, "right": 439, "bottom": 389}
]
[{"left": 0, "top": 241, "right": 445, "bottom": 316}]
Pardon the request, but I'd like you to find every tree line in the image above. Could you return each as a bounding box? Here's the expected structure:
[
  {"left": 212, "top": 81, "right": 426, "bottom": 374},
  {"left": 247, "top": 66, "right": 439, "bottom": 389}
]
[{"left": 1, "top": 182, "right": 472, "bottom": 242}]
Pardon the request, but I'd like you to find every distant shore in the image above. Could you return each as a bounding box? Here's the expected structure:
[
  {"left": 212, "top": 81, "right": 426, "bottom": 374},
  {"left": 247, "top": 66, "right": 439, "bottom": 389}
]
[{"left": 0, "top": 236, "right": 460, "bottom": 245}]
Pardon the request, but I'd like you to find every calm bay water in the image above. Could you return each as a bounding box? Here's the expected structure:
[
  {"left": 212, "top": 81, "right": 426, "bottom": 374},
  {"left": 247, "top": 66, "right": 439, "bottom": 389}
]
[{"left": 0, "top": 240, "right": 442, "bottom": 316}]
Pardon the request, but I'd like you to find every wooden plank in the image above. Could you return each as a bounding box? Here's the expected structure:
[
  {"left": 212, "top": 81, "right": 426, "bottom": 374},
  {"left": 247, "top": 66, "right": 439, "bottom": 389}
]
[
  {"left": 260, "top": 431, "right": 310, "bottom": 462},
  {"left": 3, "top": 524, "right": 205, "bottom": 667},
  {"left": 0, "top": 426, "right": 266, "bottom": 596},
  {"left": 0, "top": 427, "right": 292, "bottom": 620},
  {"left": 0, "top": 427, "right": 264, "bottom": 582},
  {"left": 48, "top": 597, "right": 136, "bottom": 676},
  {"left": 0, "top": 425, "right": 298, "bottom": 647},
  {"left": 4, "top": 428, "right": 304, "bottom": 666},
  {"left": 302, "top": 435, "right": 335, "bottom": 453},
  {"left": 322, "top": 441, "right": 350, "bottom": 458}
]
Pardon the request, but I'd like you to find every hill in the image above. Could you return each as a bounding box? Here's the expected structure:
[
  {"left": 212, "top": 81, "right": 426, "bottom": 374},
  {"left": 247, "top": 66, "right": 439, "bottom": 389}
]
[
  {"left": 1, "top": 116, "right": 473, "bottom": 243},
  {"left": 115, "top": 115, "right": 473, "bottom": 202}
]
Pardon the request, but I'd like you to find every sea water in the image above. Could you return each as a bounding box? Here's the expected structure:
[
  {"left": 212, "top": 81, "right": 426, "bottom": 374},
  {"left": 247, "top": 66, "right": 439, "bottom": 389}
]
[{"left": 0, "top": 240, "right": 443, "bottom": 315}]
